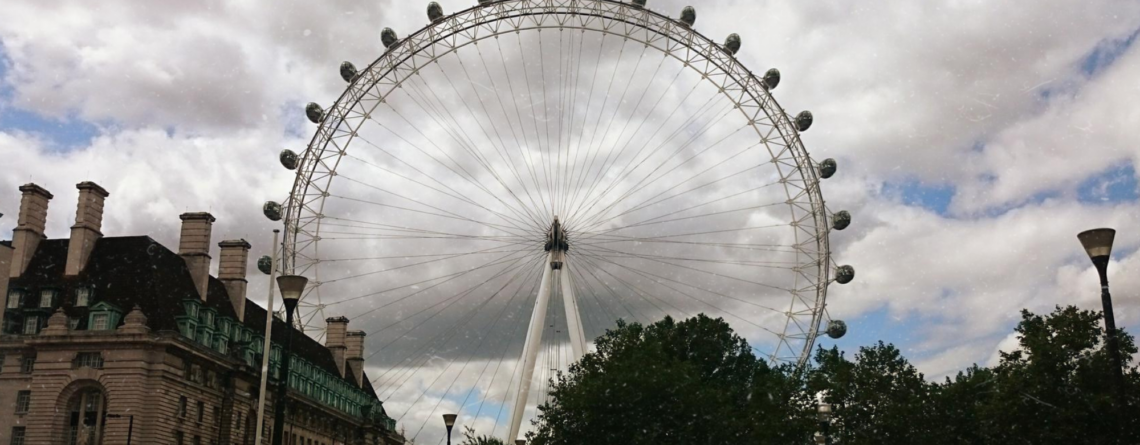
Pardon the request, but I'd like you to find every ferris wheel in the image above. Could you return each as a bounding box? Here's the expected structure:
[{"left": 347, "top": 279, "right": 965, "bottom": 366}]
[{"left": 264, "top": 0, "right": 854, "bottom": 441}]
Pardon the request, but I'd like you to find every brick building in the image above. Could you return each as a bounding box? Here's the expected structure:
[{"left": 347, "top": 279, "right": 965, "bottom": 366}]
[{"left": 0, "top": 182, "right": 404, "bottom": 445}]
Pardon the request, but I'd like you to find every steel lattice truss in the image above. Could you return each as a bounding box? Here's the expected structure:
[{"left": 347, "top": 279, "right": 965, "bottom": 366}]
[{"left": 283, "top": 0, "right": 838, "bottom": 370}]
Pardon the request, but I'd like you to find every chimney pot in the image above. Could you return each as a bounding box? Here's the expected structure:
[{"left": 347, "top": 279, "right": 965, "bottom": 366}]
[{"left": 65, "top": 181, "right": 109, "bottom": 276}]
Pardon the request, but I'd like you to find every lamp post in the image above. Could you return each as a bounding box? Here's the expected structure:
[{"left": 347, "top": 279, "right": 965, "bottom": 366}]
[
  {"left": 442, "top": 414, "right": 457, "bottom": 445},
  {"left": 271, "top": 275, "right": 307, "bottom": 445},
  {"left": 1077, "top": 228, "right": 1125, "bottom": 400},
  {"left": 817, "top": 402, "right": 832, "bottom": 445}
]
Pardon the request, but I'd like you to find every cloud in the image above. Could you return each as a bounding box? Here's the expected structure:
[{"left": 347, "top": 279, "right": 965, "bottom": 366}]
[{"left": 3, "top": 0, "right": 1140, "bottom": 441}]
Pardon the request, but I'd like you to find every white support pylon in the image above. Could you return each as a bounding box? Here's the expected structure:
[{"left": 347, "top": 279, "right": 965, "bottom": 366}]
[
  {"left": 508, "top": 252, "right": 555, "bottom": 442},
  {"left": 561, "top": 266, "right": 587, "bottom": 361}
]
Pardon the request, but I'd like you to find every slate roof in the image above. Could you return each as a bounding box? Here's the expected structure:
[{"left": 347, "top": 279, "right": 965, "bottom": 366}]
[{"left": 4, "top": 236, "right": 378, "bottom": 399}]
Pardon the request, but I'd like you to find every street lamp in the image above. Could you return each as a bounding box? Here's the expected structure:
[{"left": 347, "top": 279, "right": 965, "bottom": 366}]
[
  {"left": 442, "top": 414, "right": 457, "bottom": 445},
  {"left": 1077, "top": 228, "right": 1125, "bottom": 399},
  {"left": 817, "top": 402, "right": 832, "bottom": 445},
  {"left": 271, "top": 275, "right": 308, "bottom": 445},
  {"left": 516, "top": 441, "right": 526, "bottom": 445}
]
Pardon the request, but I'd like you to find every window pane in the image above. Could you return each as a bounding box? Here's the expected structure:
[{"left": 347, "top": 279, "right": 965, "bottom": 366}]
[
  {"left": 92, "top": 314, "right": 108, "bottom": 331},
  {"left": 76, "top": 288, "right": 90, "bottom": 307},
  {"left": 10, "top": 426, "right": 25, "bottom": 445},
  {"left": 22, "top": 316, "right": 38, "bottom": 335},
  {"left": 20, "top": 358, "right": 34, "bottom": 374},
  {"left": 39, "top": 290, "right": 53, "bottom": 308},
  {"left": 6, "top": 290, "right": 21, "bottom": 309},
  {"left": 15, "top": 391, "right": 30, "bottom": 413},
  {"left": 74, "top": 352, "right": 104, "bottom": 369}
]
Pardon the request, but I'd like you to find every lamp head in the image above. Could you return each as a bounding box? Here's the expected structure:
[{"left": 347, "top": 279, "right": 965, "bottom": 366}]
[
  {"left": 276, "top": 275, "right": 308, "bottom": 312},
  {"left": 818, "top": 402, "right": 832, "bottom": 421},
  {"left": 1078, "top": 228, "right": 1115, "bottom": 282},
  {"left": 1078, "top": 228, "right": 1115, "bottom": 261},
  {"left": 442, "top": 413, "right": 457, "bottom": 429}
]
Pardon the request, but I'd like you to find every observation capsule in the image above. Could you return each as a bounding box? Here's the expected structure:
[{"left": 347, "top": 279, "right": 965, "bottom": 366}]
[
  {"left": 680, "top": 6, "right": 696, "bottom": 27},
  {"left": 763, "top": 68, "right": 781, "bottom": 90},
  {"left": 381, "top": 27, "right": 398, "bottom": 48},
  {"left": 724, "top": 33, "right": 741, "bottom": 55},
  {"left": 819, "top": 158, "right": 837, "bottom": 179},
  {"left": 340, "top": 61, "right": 358, "bottom": 83},
  {"left": 280, "top": 149, "right": 298, "bottom": 170},
  {"left": 632, "top": 0, "right": 647, "bottom": 8},
  {"left": 305, "top": 103, "right": 324, "bottom": 124},
  {"left": 835, "top": 265, "right": 855, "bottom": 284},
  {"left": 826, "top": 320, "right": 847, "bottom": 339},
  {"left": 263, "top": 201, "right": 283, "bottom": 221},
  {"left": 795, "top": 110, "right": 813, "bottom": 132},
  {"left": 832, "top": 210, "right": 851, "bottom": 231},
  {"left": 428, "top": 2, "right": 444, "bottom": 22},
  {"left": 478, "top": 0, "right": 492, "bottom": 4},
  {"left": 257, "top": 255, "right": 273, "bottom": 275}
]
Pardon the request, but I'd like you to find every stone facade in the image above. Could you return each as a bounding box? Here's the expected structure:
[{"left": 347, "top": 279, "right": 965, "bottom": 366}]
[{"left": 0, "top": 182, "right": 404, "bottom": 445}]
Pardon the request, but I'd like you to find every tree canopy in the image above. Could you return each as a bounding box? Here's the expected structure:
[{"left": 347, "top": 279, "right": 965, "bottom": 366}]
[
  {"left": 527, "top": 314, "right": 814, "bottom": 445},
  {"left": 523, "top": 306, "right": 1139, "bottom": 445}
]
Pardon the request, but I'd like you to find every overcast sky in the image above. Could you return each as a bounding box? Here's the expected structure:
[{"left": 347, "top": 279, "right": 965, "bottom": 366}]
[{"left": 2, "top": 0, "right": 1139, "bottom": 443}]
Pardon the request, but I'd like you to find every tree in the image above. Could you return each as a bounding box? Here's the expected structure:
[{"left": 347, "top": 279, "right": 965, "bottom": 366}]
[
  {"left": 929, "top": 364, "right": 995, "bottom": 444},
  {"left": 460, "top": 426, "right": 507, "bottom": 445},
  {"left": 805, "top": 342, "right": 936, "bottom": 444},
  {"left": 527, "top": 314, "right": 813, "bottom": 445},
  {"left": 525, "top": 307, "right": 1140, "bottom": 444},
  {"left": 971, "top": 306, "right": 1140, "bottom": 444}
]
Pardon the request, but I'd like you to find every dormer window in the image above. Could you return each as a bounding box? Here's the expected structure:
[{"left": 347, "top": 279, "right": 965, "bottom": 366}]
[
  {"left": 75, "top": 287, "right": 92, "bottom": 307},
  {"left": 91, "top": 314, "right": 109, "bottom": 331},
  {"left": 39, "top": 289, "right": 56, "bottom": 308},
  {"left": 23, "top": 316, "right": 40, "bottom": 335},
  {"left": 86, "top": 302, "right": 124, "bottom": 332},
  {"left": 6, "top": 289, "right": 23, "bottom": 309}
]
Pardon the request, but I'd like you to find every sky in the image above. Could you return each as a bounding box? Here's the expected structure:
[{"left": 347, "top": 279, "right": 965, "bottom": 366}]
[{"left": 2, "top": 0, "right": 1140, "bottom": 443}]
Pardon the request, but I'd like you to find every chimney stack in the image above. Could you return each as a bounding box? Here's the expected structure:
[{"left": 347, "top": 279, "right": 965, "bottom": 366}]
[
  {"left": 0, "top": 239, "right": 12, "bottom": 323},
  {"left": 10, "top": 184, "right": 52, "bottom": 279},
  {"left": 218, "top": 239, "right": 251, "bottom": 321},
  {"left": 178, "top": 212, "right": 215, "bottom": 300},
  {"left": 325, "top": 316, "right": 349, "bottom": 377},
  {"left": 346, "top": 331, "right": 366, "bottom": 385},
  {"left": 65, "top": 181, "right": 109, "bottom": 276}
]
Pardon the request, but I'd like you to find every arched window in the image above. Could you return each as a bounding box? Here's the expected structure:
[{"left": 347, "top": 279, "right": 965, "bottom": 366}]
[{"left": 66, "top": 388, "right": 106, "bottom": 445}]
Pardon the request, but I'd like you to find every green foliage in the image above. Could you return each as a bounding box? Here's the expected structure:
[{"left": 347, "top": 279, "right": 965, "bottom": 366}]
[
  {"left": 460, "top": 426, "right": 507, "bottom": 445},
  {"left": 976, "top": 306, "right": 1140, "bottom": 444},
  {"left": 527, "top": 314, "right": 813, "bottom": 445},
  {"left": 528, "top": 307, "right": 1140, "bottom": 445},
  {"left": 807, "top": 342, "right": 937, "bottom": 444}
]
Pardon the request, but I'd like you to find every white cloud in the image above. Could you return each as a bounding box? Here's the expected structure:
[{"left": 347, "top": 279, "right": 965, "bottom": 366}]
[{"left": 3, "top": 0, "right": 1140, "bottom": 441}]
